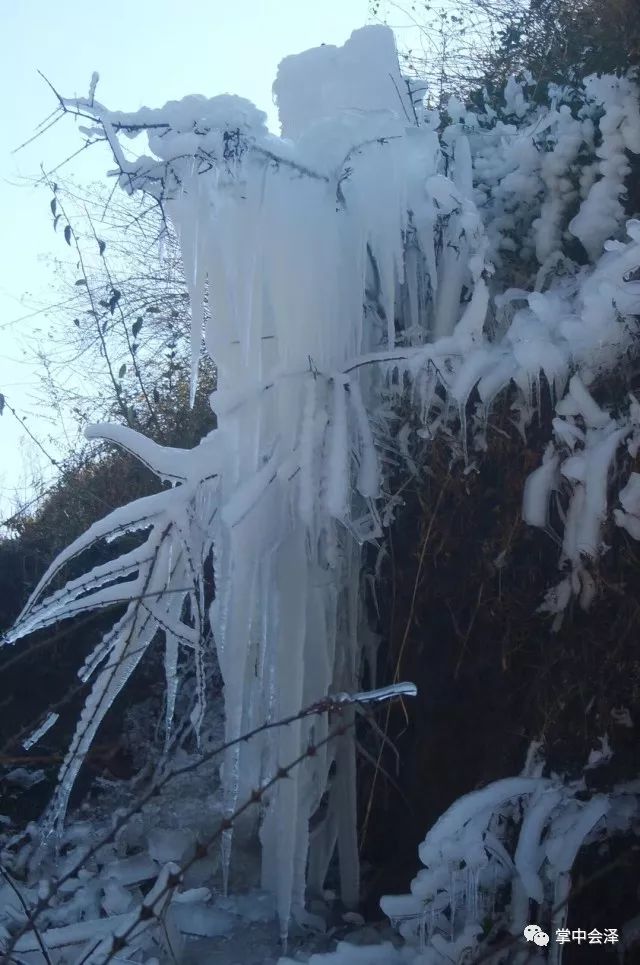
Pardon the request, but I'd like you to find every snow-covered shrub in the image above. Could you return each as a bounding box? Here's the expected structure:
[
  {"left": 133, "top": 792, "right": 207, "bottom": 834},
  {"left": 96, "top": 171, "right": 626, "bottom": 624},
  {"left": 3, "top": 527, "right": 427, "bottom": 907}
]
[
  {"left": 525, "top": 377, "right": 640, "bottom": 627},
  {"left": 380, "top": 745, "right": 640, "bottom": 963},
  {"left": 461, "top": 72, "right": 640, "bottom": 281},
  {"left": 2, "top": 24, "right": 640, "bottom": 947}
]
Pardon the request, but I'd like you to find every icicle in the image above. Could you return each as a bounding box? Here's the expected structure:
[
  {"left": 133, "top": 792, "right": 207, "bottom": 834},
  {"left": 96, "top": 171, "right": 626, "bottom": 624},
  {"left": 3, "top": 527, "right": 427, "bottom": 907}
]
[
  {"left": 325, "top": 377, "right": 349, "bottom": 519},
  {"left": 163, "top": 631, "right": 179, "bottom": 747},
  {"left": 522, "top": 443, "right": 560, "bottom": 529},
  {"left": 298, "top": 378, "right": 317, "bottom": 527},
  {"left": 334, "top": 706, "right": 360, "bottom": 909},
  {"left": 348, "top": 378, "right": 380, "bottom": 499},
  {"left": 449, "top": 867, "right": 458, "bottom": 939}
]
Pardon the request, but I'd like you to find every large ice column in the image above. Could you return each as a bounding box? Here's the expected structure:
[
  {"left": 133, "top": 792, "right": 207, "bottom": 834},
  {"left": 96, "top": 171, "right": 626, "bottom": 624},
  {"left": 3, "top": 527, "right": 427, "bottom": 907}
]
[
  {"left": 182, "top": 27, "right": 423, "bottom": 938},
  {"left": 17, "top": 23, "right": 461, "bottom": 942},
  {"left": 273, "top": 25, "right": 414, "bottom": 139}
]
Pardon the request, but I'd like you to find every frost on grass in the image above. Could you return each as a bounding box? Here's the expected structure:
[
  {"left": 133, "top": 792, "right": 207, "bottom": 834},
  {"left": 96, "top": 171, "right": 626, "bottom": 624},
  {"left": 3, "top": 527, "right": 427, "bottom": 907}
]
[{"left": 2, "top": 23, "right": 640, "bottom": 949}]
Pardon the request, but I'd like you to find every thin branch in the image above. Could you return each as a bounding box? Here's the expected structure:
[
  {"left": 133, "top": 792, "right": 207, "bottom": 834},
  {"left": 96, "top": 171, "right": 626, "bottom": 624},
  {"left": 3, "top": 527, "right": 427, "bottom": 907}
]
[
  {"left": 39, "top": 139, "right": 98, "bottom": 181},
  {"left": 12, "top": 109, "right": 65, "bottom": 154},
  {"left": 40, "top": 171, "right": 133, "bottom": 427},
  {"left": 0, "top": 865, "right": 53, "bottom": 965},
  {"left": 36, "top": 70, "right": 65, "bottom": 111},
  {"left": 82, "top": 203, "right": 163, "bottom": 438}
]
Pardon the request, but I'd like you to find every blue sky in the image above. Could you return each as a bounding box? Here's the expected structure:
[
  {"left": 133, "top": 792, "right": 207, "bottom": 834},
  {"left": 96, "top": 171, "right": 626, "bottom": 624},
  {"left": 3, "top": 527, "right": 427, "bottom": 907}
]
[{"left": 0, "top": 0, "right": 371, "bottom": 519}]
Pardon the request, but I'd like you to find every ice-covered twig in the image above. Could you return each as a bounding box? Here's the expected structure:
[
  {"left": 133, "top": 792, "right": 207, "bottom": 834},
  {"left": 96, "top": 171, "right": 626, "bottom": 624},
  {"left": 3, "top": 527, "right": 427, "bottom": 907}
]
[{"left": 332, "top": 681, "right": 418, "bottom": 704}]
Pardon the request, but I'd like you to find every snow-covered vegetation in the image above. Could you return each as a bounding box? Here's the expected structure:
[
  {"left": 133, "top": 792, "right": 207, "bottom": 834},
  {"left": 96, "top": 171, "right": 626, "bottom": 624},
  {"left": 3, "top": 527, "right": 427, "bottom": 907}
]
[{"left": 2, "top": 15, "right": 640, "bottom": 965}]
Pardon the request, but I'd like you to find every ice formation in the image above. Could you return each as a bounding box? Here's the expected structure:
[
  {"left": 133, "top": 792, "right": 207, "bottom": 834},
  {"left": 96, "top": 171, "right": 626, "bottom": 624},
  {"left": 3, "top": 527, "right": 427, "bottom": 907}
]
[
  {"left": 380, "top": 749, "right": 639, "bottom": 964},
  {"left": 3, "top": 23, "right": 640, "bottom": 949}
]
